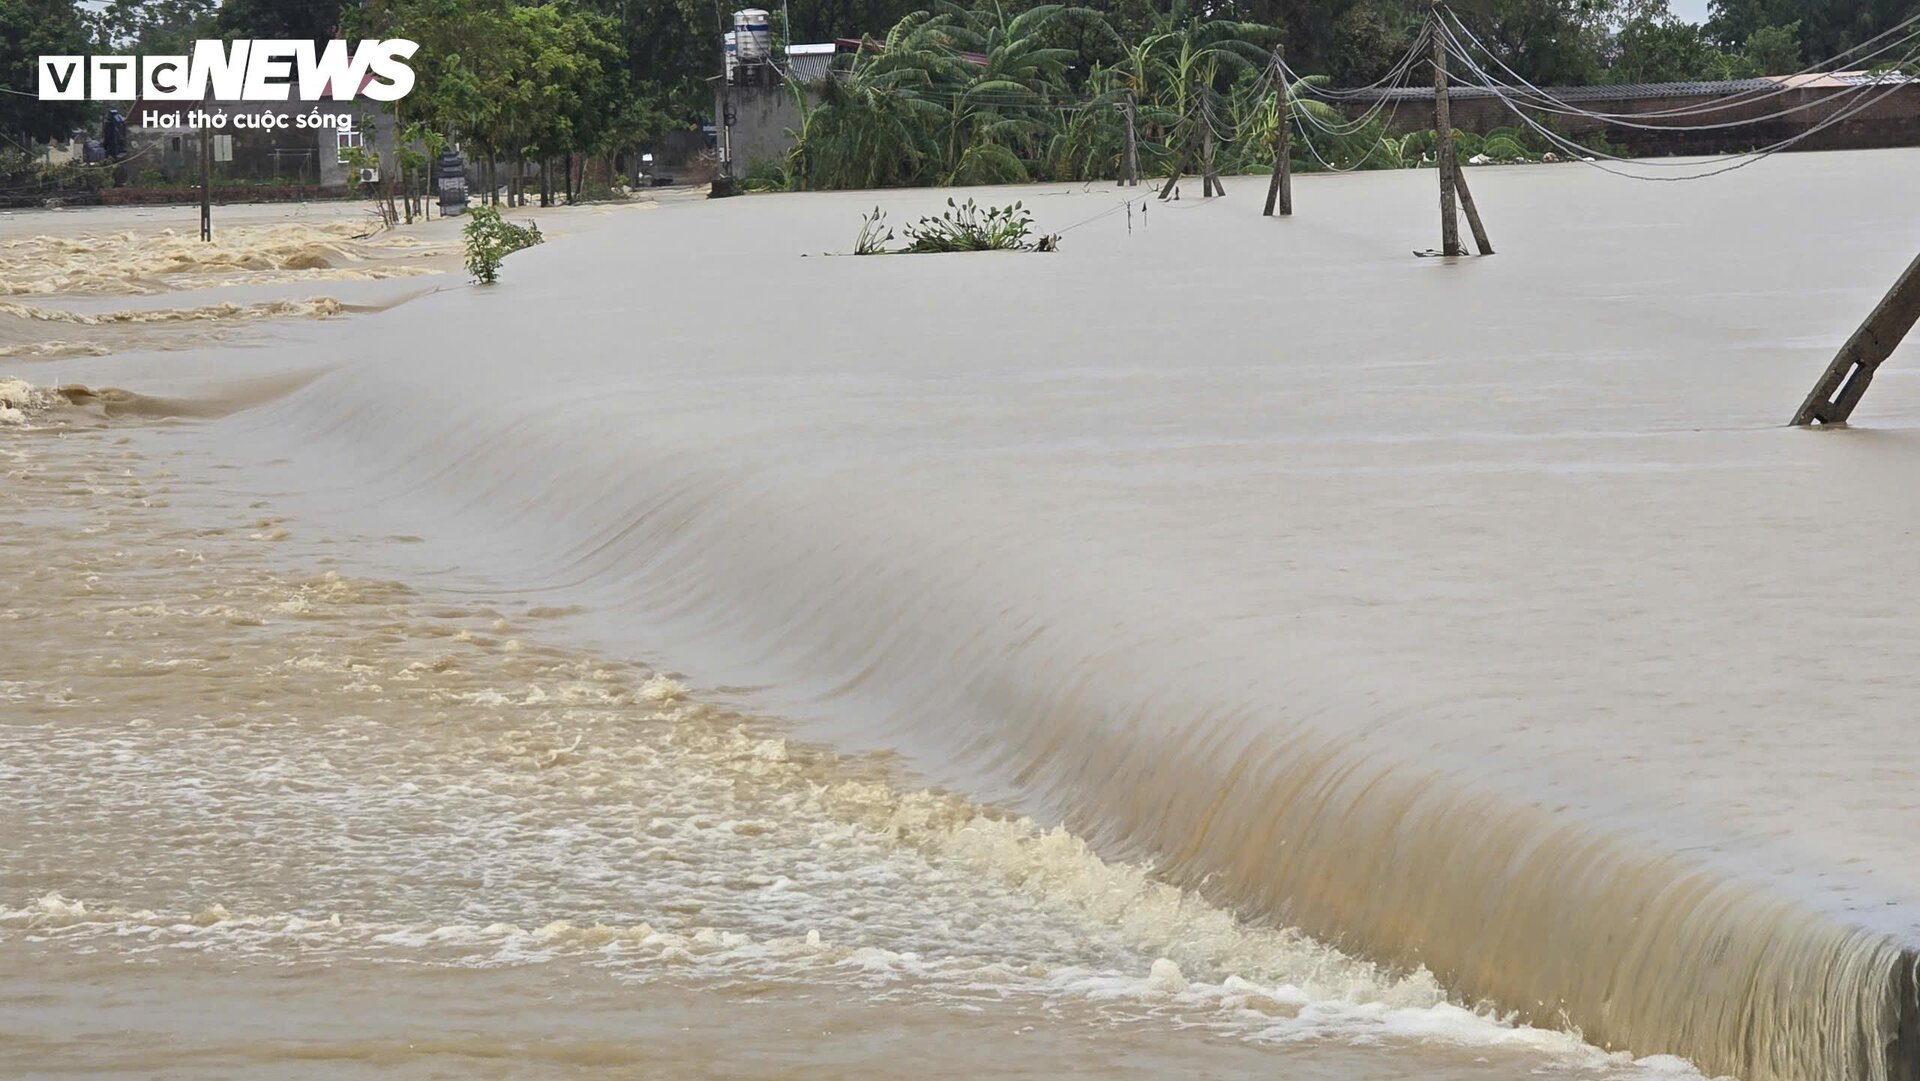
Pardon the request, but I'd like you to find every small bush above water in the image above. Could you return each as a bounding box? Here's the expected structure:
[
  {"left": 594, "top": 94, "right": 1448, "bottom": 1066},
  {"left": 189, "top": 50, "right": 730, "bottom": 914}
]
[
  {"left": 853, "top": 199, "right": 1056, "bottom": 256},
  {"left": 463, "top": 205, "right": 545, "bottom": 284}
]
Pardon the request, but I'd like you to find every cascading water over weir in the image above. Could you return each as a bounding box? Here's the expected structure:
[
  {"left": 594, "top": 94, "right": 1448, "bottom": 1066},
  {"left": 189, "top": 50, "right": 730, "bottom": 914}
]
[{"left": 87, "top": 160, "right": 1920, "bottom": 1081}]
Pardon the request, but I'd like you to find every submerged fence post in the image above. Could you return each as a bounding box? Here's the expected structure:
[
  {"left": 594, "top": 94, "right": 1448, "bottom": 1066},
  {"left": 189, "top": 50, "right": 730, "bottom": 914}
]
[
  {"left": 1431, "top": 2, "right": 1461, "bottom": 257},
  {"left": 1264, "top": 47, "right": 1293, "bottom": 217},
  {"left": 1792, "top": 250, "right": 1920, "bottom": 425}
]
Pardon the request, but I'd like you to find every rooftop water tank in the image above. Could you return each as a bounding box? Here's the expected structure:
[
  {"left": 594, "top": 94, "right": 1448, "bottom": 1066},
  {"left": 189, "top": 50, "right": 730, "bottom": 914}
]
[{"left": 733, "top": 10, "right": 771, "bottom": 61}]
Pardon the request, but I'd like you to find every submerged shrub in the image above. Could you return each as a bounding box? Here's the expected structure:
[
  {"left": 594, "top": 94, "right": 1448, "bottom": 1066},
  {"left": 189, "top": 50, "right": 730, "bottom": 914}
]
[
  {"left": 462, "top": 205, "right": 544, "bottom": 284},
  {"left": 900, "top": 198, "right": 1039, "bottom": 253},
  {"left": 851, "top": 199, "right": 1053, "bottom": 255}
]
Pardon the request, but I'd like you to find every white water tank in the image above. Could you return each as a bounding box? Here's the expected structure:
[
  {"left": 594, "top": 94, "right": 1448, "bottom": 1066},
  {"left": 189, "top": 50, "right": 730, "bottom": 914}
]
[
  {"left": 733, "top": 9, "right": 771, "bottom": 61},
  {"left": 723, "top": 30, "right": 738, "bottom": 80}
]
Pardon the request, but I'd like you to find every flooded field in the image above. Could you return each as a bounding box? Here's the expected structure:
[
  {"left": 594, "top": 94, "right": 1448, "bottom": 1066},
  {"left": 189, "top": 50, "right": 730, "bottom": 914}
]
[{"left": 5, "top": 152, "right": 1920, "bottom": 1080}]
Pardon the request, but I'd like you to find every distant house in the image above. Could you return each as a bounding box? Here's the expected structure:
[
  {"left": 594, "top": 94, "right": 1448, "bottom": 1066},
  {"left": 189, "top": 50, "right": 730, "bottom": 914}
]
[
  {"left": 123, "top": 82, "right": 404, "bottom": 191},
  {"left": 716, "top": 38, "right": 988, "bottom": 177},
  {"left": 713, "top": 41, "right": 845, "bottom": 178}
]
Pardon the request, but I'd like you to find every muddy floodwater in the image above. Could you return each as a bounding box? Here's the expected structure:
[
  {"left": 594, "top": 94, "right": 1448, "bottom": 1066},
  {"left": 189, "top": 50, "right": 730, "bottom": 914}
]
[{"left": 4, "top": 152, "right": 1920, "bottom": 1081}]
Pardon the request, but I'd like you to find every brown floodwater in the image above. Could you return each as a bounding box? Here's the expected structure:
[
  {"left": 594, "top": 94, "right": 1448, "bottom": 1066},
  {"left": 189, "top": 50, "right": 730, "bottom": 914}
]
[
  {"left": 0, "top": 410, "right": 1671, "bottom": 1081},
  {"left": 6, "top": 152, "right": 1920, "bottom": 1080}
]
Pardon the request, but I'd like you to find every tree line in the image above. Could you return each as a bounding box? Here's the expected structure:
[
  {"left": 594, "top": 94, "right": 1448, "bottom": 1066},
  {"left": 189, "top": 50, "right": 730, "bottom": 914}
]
[{"left": 3, "top": 0, "right": 1915, "bottom": 181}]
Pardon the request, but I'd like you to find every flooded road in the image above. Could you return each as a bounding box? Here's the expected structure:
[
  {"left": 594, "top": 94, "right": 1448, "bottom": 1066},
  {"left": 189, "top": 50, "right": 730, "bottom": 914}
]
[
  {"left": 6, "top": 152, "right": 1920, "bottom": 1079},
  {"left": 0, "top": 415, "right": 1679, "bottom": 1081}
]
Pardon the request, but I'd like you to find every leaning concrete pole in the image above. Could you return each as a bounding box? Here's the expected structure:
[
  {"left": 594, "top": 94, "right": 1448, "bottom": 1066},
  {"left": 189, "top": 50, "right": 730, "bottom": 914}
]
[
  {"left": 1264, "top": 47, "right": 1293, "bottom": 217},
  {"left": 1792, "top": 250, "right": 1920, "bottom": 425},
  {"left": 1431, "top": 2, "right": 1461, "bottom": 257},
  {"left": 1453, "top": 160, "right": 1494, "bottom": 254}
]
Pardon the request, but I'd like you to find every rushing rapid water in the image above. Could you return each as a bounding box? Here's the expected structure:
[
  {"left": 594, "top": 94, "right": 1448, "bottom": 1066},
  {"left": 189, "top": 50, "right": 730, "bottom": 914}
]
[
  {"left": 0, "top": 379, "right": 1692, "bottom": 1081},
  {"left": 7, "top": 152, "right": 1920, "bottom": 1079}
]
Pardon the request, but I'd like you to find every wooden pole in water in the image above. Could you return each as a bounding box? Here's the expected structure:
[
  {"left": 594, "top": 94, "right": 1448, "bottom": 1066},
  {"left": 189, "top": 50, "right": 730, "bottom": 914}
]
[
  {"left": 1431, "top": 3, "right": 1460, "bottom": 257},
  {"left": 1264, "top": 47, "right": 1293, "bottom": 217},
  {"left": 1792, "top": 250, "right": 1920, "bottom": 425},
  {"left": 1454, "top": 163, "right": 1493, "bottom": 254},
  {"left": 1122, "top": 93, "right": 1140, "bottom": 187},
  {"left": 198, "top": 119, "right": 212, "bottom": 242}
]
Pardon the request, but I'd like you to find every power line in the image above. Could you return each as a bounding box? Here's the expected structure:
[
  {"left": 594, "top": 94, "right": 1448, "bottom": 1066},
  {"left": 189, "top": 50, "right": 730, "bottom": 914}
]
[{"left": 1437, "top": 5, "right": 1920, "bottom": 124}]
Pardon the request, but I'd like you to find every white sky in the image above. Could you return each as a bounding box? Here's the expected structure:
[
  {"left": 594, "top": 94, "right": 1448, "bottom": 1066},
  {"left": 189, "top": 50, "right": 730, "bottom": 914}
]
[{"left": 1671, "top": 0, "right": 1713, "bottom": 24}]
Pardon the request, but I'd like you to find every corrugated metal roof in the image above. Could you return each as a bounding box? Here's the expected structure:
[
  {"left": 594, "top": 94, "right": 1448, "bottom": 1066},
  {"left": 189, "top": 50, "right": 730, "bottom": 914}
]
[
  {"left": 788, "top": 53, "right": 835, "bottom": 82},
  {"left": 1771, "top": 70, "right": 1919, "bottom": 89}
]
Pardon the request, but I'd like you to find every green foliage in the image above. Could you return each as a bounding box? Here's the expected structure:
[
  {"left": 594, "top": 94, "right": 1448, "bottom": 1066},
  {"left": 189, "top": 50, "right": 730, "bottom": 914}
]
[
  {"left": 853, "top": 198, "right": 1047, "bottom": 253},
  {"left": 214, "top": 0, "right": 344, "bottom": 42},
  {"left": 1, "top": 0, "right": 94, "bottom": 145},
  {"left": 462, "top": 204, "right": 545, "bottom": 284},
  {"left": 0, "top": 149, "right": 110, "bottom": 197},
  {"left": 1706, "top": 0, "right": 1913, "bottom": 68},
  {"left": 349, "top": 0, "right": 625, "bottom": 183},
  {"left": 1742, "top": 21, "right": 1803, "bottom": 74},
  {"left": 853, "top": 207, "right": 895, "bottom": 253},
  {"left": 1609, "top": 6, "right": 1727, "bottom": 84},
  {"left": 900, "top": 197, "right": 1040, "bottom": 252},
  {"left": 1480, "top": 135, "right": 1531, "bottom": 161},
  {"left": 87, "top": 0, "right": 215, "bottom": 51}
]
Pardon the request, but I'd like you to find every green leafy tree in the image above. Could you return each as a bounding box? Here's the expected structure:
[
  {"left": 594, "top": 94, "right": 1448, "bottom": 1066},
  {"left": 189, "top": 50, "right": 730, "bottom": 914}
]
[
  {"left": 1, "top": 0, "right": 94, "bottom": 146},
  {"left": 1450, "top": 0, "right": 1620, "bottom": 86},
  {"left": 214, "top": 0, "right": 347, "bottom": 43},
  {"left": 1706, "top": 0, "right": 1918, "bottom": 67},
  {"left": 88, "top": 0, "right": 216, "bottom": 51},
  {"left": 1742, "top": 21, "right": 1803, "bottom": 73},
  {"left": 1609, "top": 1, "right": 1727, "bottom": 82}
]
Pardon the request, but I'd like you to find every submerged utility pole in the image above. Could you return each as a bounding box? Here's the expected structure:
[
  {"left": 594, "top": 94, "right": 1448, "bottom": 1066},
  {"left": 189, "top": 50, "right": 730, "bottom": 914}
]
[
  {"left": 1121, "top": 93, "right": 1139, "bottom": 186},
  {"left": 1201, "top": 89, "right": 1222, "bottom": 197},
  {"left": 1264, "top": 47, "right": 1293, "bottom": 217},
  {"left": 1158, "top": 95, "right": 1197, "bottom": 200},
  {"left": 1792, "top": 250, "right": 1920, "bottom": 425},
  {"left": 198, "top": 119, "right": 212, "bottom": 242},
  {"left": 1431, "top": 2, "right": 1460, "bottom": 257},
  {"left": 1454, "top": 163, "right": 1493, "bottom": 254},
  {"left": 710, "top": 0, "right": 738, "bottom": 198}
]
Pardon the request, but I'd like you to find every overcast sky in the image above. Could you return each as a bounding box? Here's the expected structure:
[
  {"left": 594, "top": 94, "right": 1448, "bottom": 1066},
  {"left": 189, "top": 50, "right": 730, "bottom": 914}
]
[{"left": 1671, "top": 0, "right": 1713, "bottom": 24}]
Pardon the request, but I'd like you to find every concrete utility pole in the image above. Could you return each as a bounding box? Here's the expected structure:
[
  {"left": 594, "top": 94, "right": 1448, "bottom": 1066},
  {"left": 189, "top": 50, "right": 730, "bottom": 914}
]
[
  {"left": 1454, "top": 161, "right": 1493, "bottom": 254},
  {"left": 1792, "top": 250, "right": 1920, "bottom": 425},
  {"left": 1431, "top": 2, "right": 1460, "bottom": 257},
  {"left": 1200, "top": 89, "right": 1221, "bottom": 197},
  {"left": 1263, "top": 46, "right": 1293, "bottom": 217},
  {"left": 710, "top": 0, "right": 738, "bottom": 198},
  {"left": 198, "top": 119, "right": 212, "bottom": 242},
  {"left": 1121, "top": 93, "right": 1139, "bottom": 186},
  {"left": 1158, "top": 96, "right": 1197, "bottom": 201}
]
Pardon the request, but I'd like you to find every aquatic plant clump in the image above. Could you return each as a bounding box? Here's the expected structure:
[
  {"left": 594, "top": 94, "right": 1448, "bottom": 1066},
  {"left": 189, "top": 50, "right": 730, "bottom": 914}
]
[
  {"left": 854, "top": 200, "right": 1055, "bottom": 256},
  {"left": 462, "top": 206, "right": 545, "bottom": 284}
]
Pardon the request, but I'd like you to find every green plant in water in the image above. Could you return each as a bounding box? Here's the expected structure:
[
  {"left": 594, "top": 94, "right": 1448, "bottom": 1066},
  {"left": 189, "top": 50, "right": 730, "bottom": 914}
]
[
  {"left": 899, "top": 198, "right": 1039, "bottom": 253},
  {"left": 853, "top": 207, "right": 895, "bottom": 255},
  {"left": 462, "top": 204, "right": 544, "bottom": 284}
]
